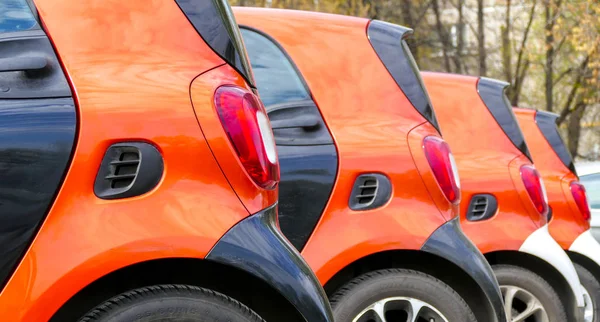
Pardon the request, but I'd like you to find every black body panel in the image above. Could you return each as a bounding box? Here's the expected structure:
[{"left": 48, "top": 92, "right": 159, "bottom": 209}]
[
  {"left": 0, "top": 98, "right": 76, "bottom": 289},
  {"left": 206, "top": 204, "right": 334, "bottom": 322},
  {"left": 0, "top": 30, "right": 71, "bottom": 99},
  {"left": 367, "top": 20, "right": 440, "bottom": 132},
  {"left": 477, "top": 77, "right": 531, "bottom": 160},
  {"left": 175, "top": 0, "right": 255, "bottom": 87},
  {"left": 278, "top": 145, "right": 337, "bottom": 251},
  {"left": 421, "top": 218, "right": 507, "bottom": 322},
  {"left": 535, "top": 110, "right": 577, "bottom": 175}
]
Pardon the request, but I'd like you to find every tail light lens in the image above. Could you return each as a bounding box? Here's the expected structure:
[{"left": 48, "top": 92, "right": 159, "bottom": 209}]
[
  {"left": 214, "top": 85, "right": 279, "bottom": 189},
  {"left": 570, "top": 181, "right": 591, "bottom": 221},
  {"left": 520, "top": 165, "right": 549, "bottom": 217},
  {"left": 423, "top": 136, "right": 461, "bottom": 204}
]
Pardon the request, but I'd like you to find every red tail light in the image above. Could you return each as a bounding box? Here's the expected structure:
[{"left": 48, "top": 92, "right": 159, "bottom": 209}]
[
  {"left": 423, "top": 136, "right": 461, "bottom": 204},
  {"left": 520, "top": 165, "right": 549, "bottom": 217},
  {"left": 570, "top": 181, "right": 591, "bottom": 221},
  {"left": 214, "top": 85, "right": 279, "bottom": 189}
]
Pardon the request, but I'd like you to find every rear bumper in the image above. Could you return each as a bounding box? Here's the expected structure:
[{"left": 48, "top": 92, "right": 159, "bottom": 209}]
[
  {"left": 421, "top": 218, "right": 507, "bottom": 322},
  {"left": 519, "top": 224, "right": 585, "bottom": 309},
  {"left": 206, "top": 204, "right": 334, "bottom": 322}
]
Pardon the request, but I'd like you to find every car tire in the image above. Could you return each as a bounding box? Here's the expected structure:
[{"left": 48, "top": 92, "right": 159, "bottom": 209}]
[
  {"left": 78, "top": 284, "right": 265, "bottom": 322},
  {"left": 574, "top": 262, "right": 600, "bottom": 322},
  {"left": 493, "top": 264, "right": 567, "bottom": 322},
  {"left": 330, "top": 268, "right": 476, "bottom": 322}
]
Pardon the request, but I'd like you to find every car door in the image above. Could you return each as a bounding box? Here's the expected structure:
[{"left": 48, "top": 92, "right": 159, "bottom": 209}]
[
  {"left": 0, "top": 0, "right": 77, "bottom": 289},
  {"left": 240, "top": 27, "right": 338, "bottom": 252}
]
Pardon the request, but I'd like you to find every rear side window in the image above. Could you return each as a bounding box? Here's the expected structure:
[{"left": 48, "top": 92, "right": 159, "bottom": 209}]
[
  {"left": 175, "top": 0, "right": 254, "bottom": 87},
  {"left": 580, "top": 174, "right": 600, "bottom": 209},
  {"left": 535, "top": 111, "right": 576, "bottom": 174},
  {"left": 367, "top": 20, "right": 440, "bottom": 132},
  {"left": 240, "top": 28, "right": 310, "bottom": 108},
  {"left": 478, "top": 77, "right": 531, "bottom": 160},
  {"left": 0, "top": 0, "right": 38, "bottom": 32}
]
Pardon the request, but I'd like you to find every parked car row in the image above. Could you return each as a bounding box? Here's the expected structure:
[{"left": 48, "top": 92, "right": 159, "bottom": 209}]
[{"left": 0, "top": 0, "right": 598, "bottom": 321}]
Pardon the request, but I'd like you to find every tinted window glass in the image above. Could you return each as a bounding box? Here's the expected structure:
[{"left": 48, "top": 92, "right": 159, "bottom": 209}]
[
  {"left": 535, "top": 111, "right": 576, "bottom": 174},
  {"left": 368, "top": 20, "right": 440, "bottom": 132},
  {"left": 581, "top": 173, "right": 600, "bottom": 209},
  {"left": 240, "top": 28, "right": 310, "bottom": 108},
  {"left": 478, "top": 77, "right": 532, "bottom": 160},
  {"left": 0, "top": 0, "right": 38, "bottom": 32},
  {"left": 175, "top": 0, "right": 254, "bottom": 86}
]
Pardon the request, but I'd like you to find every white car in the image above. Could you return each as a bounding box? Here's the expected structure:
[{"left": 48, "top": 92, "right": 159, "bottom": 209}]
[{"left": 576, "top": 161, "right": 600, "bottom": 240}]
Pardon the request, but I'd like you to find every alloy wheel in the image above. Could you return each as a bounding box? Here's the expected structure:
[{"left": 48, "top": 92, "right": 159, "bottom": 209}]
[
  {"left": 352, "top": 296, "right": 449, "bottom": 322},
  {"left": 501, "top": 285, "right": 549, "bottom": 322}
]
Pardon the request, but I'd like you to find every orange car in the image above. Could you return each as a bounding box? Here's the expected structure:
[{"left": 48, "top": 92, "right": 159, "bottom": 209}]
[
  {"left": 0, "top": 0, "right": 333, "bottom": 321},
  {"left": 424, "top": 73, "right": 585, "bottom": 321},
  {"left": 236, "top": 8, "right": 506, "bottom": 322},
  {"left": 516, "top": 107, "right": 600, "bottom": 321}
]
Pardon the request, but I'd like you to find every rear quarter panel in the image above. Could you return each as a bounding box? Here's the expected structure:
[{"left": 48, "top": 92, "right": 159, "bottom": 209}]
[
  {"left": 0, "top": 0, "right": 252, "bottom": 320},
  {"left": 235, "top": 8, "right": 449, "bottom": 284},
  {"left": 515, "top": 109, "right": 589, "bottom": 249},
  {"left": 423, "top": 73, "right": 542, "bottom": 254}
]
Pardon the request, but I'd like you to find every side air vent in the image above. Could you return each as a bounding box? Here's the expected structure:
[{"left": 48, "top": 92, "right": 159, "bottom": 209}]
[
  {"left": 94, "top": 142, "right": 163, "bottom": 200},
  {"left": 349, "top": 174, "right": 392, "bottom": 211},
  {"left": 466, "top": 194, "right": 498, "bottom": 221}
]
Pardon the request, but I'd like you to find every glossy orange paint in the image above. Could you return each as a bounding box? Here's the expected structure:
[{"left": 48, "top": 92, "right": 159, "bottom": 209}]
[
  {"left": 235, "top": 8, "right": 455, "bottom": 285},
  {"left": 515, "top": 108, "right": 589, "bottom": 249},
  {"left": 0, "top": 0, "right": 272, "bottom": 320},
  {"left": 422, "top": 72, "right": 545, "bottom": 254}
]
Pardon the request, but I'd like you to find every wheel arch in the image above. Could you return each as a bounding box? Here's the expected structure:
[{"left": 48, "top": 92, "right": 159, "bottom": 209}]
[
  {"left": 486, "top": 250, "right": 579, "bottom": 322},
  {"left": 322, "top": 249, "right": 494, "bottom": 322},
  {"left": 568, "top": 251, "right": 600, "bottom": 288},
  {"left": 50, "top": 257, "right": 304, "bottom": 322}
]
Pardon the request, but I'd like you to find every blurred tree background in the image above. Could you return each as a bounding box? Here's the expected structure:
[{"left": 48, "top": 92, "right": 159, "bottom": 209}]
[{"left": 232, "top": 0, "right": 600, "bottom": 161}]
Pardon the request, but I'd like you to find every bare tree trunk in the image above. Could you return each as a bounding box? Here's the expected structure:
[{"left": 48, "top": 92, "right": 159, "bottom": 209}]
[
  {"left": 401, "top": 0, "right": 418, "bottom": 62},
  {"left": 432, "top": 0, "right": 453, "bottom": 72},
  {"left": 556, "top": 55, "right": 590, "bottom": 125},
  {"left": 454, "top": 0, "right": 465, "bottom": 73},
  {"left": 544, "top": 1, "right": 554, "bottom": 111},
  {"left": 477, "top": 0, "right": 487, "bottom": 76},
  {"left": 502, "top": 0, "right": 512, "bottom": 82},
  {"left": 510, "top": 0, "right": 537, "bottom": 106},
  {"left": 567, "top": 101, "right": 586, "bottom": 157}
]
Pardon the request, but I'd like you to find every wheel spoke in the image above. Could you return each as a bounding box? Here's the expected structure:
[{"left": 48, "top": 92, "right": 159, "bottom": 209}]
[
  {"left": 503, "top": 286, "right": 518, "bottom": 321},
  {"left": 512, "top": 302, "right": 542, "bottom": 322},
  {"left": 408, "top": 298, "right": 425, "bottom": 322},
  {"left": 372, "top": 300, "right": 387, "bottom": 322},
  {"left": 501, "top": 284, "right": 550, "bottom": 322}
]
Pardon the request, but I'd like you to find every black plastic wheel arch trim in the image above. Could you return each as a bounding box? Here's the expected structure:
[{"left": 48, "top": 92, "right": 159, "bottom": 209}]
[
  {"left": 206, "top": 204, "right": 334, "bottom": 322},
  {"left": 421, "top": 217, "right": 507, "bottom": 322}
]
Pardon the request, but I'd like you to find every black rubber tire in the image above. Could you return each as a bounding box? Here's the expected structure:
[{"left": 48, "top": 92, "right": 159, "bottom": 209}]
[
  {"left": 329, "top": 268, "right": 476, "bottom": 322},
  {"left": 78, "top": 284, "right": 265, "bottom": 322},
  {"left": 575, "top": 262, "right": 600, "bottom": 321},
  {"left": 493, "top": 264, "right": 567, "bottom": 322}
]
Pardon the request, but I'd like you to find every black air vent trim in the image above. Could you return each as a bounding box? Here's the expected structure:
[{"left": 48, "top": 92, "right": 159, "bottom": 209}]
[
  {"left": 94, "top": 142, "right": 163, "bottom": 200},
  {"left": 466, "top": 194, "right": 498, "bottom": 221},
  {"left": 349, "top": 173, "right": 392, "bottom": 211}
]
